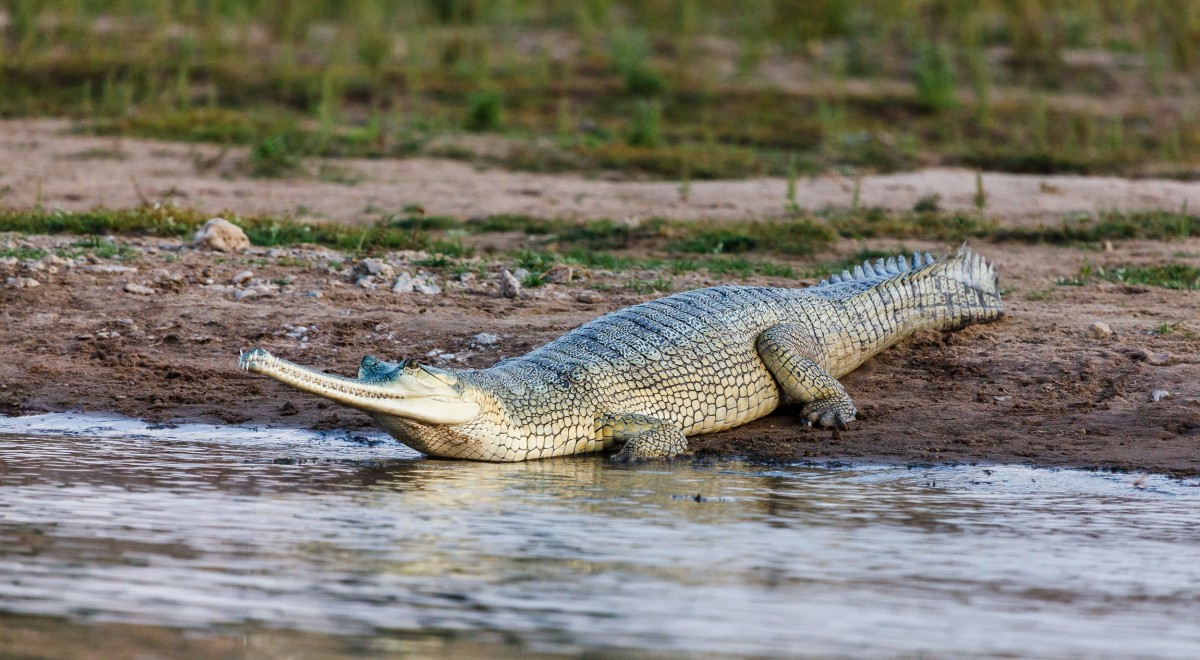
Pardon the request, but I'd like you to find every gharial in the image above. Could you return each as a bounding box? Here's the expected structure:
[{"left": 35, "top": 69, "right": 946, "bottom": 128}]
[{"left": 239, "top": 245, "right": 1003, "bottom": 462}]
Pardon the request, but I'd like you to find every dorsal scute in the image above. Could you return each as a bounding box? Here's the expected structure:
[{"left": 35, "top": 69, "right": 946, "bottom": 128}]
[{"left": 817, "top": 249, "right": 942, "bottom": 287}]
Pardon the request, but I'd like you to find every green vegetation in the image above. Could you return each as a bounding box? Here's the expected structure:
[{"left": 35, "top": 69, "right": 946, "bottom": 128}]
[
  {"left": 0, "top": 2, "right": 1197, "bottom": 179},
  {"left": 1059, "top": 261, "right": 1200, "bottom": 290},
  {"left": 2, "top": 206, "right": 1196, "bottom": 259},
  {"left": 1096, "top": 264, "right": 1200, "bottom": 290}
]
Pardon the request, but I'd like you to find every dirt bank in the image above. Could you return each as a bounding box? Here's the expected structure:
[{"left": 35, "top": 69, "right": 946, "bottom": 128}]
[
  {"left": 4, "top": 119, "right": 1200, "bottom": 225},
  {"left": 3, "top": 231, "right": 1197, "bottom": 475}
]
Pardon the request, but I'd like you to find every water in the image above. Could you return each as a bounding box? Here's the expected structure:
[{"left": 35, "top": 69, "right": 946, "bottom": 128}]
[{"left": 2, "top": 413, "right": 1199, "bottom": 658}]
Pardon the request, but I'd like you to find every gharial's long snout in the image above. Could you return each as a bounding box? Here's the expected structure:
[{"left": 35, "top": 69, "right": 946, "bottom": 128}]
[{"left": 238, "top": 348, "right": 480, "bottom": 425}]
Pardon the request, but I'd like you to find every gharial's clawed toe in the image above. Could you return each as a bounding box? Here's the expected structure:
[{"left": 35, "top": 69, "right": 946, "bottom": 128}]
[{"left": 801, "top": 400, "right": 857, "bottom": 430}]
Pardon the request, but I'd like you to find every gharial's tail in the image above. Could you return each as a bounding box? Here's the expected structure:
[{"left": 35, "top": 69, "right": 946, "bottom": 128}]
[
  {"left": 817, "top": 244, "right": 1004, "bottom": 373},
  {"left": 912, "top": 243, "right": 1005, "bottom": 327}
]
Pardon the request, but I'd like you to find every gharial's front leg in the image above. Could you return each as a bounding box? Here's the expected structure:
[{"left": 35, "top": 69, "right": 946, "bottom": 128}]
[
  {"left": 756, "top": 323, "right": 857, "bottom": 429},
  {"left": 599, "top": 413, "right": 689, "bottom": 463}
]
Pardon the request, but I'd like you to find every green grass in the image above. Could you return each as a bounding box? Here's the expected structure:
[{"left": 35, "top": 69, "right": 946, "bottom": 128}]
[
  {"left": 1059, "top": 260, "right": 1200, "bottom": 290},
  {"left": 0, "top": 247, "right": 47, "bottom": 260},
  {"left": 2, "top": 207, "right": 1196, "bottom": 262},
  {"left": 2, "top": 2, "right": 1199, "bottom": 180},
  {"left": 1096, "top": 264, "right": 1200, "bottom": 290}
]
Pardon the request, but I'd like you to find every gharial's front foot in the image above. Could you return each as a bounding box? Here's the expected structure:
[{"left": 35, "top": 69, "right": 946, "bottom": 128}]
[
  {"left": 601, "top": 413, "right": 690, "bottom": 463},
  {"left": 800, "top": 395, "right": 857, "bottom": 429}
]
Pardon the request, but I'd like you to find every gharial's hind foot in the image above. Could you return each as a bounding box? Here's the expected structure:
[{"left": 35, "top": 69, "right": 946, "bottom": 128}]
[
  {"left": 610, "top": 427, "right": 689, "bottom": 463},
  {"left": 800, "top": 395, "right": 857, "bottom": 430}
]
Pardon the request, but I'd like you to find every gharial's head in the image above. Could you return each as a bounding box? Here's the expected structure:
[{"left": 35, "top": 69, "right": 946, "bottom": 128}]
[{"left": 238, "top": 348, "right": 481, "bottom": 426}]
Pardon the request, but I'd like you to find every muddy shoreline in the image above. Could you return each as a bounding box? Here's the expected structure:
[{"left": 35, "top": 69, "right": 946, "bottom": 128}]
[{"left": 4, "top": 230, "right": 1198, "bottom": 476}]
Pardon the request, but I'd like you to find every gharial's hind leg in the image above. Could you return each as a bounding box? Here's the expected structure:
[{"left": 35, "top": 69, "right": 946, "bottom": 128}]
[
  {"left": 756, "top": 324, "right": 857, "bottom": 429},
  {"left": 599, "top": 413, "right": 689, "bottom": 463}
]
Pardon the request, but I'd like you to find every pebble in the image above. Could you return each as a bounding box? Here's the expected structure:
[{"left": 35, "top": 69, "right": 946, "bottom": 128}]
[
  {"left": 0, "top": 257, "right": 17, "bottom": 268},
  {"left": 575, "top": 290, "right": 604, "bottom": 304},
  {"left": 1134, "top": 348, "right": 1172, "bottom": 366},
  {"left": 392, "top": 272, "right": 415, "bottom": 293},
  {"left": 305, "top": 290, "right": 324, "bottom": 299},
  {"left": 123, "top": 282, "right": 155, "bottom": 295},
  {"left": 235, "top": 284, "right": 277, "bottom": 300},
  {"left": 82, "top": 264, "right": 138, "bottom": 274},
  {"left": 231, "top": 270, "right": 254, "bottom": 285},
  {"left": 513, "top": 267, "right": 530, "bottom": 281},
  {"left": 1150, "top": 389, "right": 1171, "bottom": 402},
  {"left": 414, "top": 279, "right": 441, "bottom": 295},
  {"left": 1088, "top": 321, "right": 1113, "bottom": 339},
  {"left": 472, "top": 332, "right": 499, "bottom": 346},
  {"left": 354, "top": 258, "right": 396, "bottom": 281},
  {"left": 193, "top": 217, "right": 250, "bottom": 253},
  {"left": 499, "top": 269, "right": 522, "bottom": 299},
  {"left": 4, "top": 276, "right": 39, "bottom": 289}
]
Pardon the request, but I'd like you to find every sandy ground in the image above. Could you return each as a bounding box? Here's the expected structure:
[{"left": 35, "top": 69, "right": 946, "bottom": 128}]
[
  {"left": 3, "top": 227, "right": 1198, "bottom": 474},
  {"left": 3, "top": 119, "right": 1200, "bottom": 224}
]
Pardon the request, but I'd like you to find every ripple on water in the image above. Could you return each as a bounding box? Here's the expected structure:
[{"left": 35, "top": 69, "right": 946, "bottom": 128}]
[{"left": 1, "top": 413, "right": 1200, "bottom": 657}]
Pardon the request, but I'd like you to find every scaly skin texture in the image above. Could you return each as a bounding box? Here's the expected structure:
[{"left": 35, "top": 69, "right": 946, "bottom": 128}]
[{"left": 240, "top": 246, "right": 1004, "bottom": 462}]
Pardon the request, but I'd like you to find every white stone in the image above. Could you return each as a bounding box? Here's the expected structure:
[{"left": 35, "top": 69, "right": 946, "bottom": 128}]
[
  {"left": 1087, "top": 321, "right": 1113, "bottom": 339},
  {"left": 5, "top": 276, "right": 39, "bottom": 288},
  {"left": 82, "top": 264, "right": 138, "bottom": 273},
  {"left": 472, "top": 332, "right": 499, "bottom": 346},
  {"left": 414, "top": 278, "right": 440, "bottom": 295},
  {"left": 123, "top": 282, "right": 155, "bottom": 295},
  {"left": 1150, "top": 390, "right": 1170, "bottom": 402},
  {"left": 231, "top": 270, "right": 254, "bottom": 285},
  {"left": 355, "top": 258, "right": 395, "bottom": 280},
  {"left": 391, "top": 272, "right": 415, "bottom": 293},
  {"left": 193, "top": 217, "right": 251, "bottom": 253}
]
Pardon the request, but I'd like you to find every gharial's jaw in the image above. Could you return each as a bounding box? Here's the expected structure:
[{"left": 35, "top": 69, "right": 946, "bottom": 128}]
[{"left": 238, "top": 348, "right": 481, "bottom": 426}]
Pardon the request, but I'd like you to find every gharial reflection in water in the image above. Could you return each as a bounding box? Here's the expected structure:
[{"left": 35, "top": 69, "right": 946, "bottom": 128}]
[{"left": 1, "top": 413, "right": 1200, "bottom": 658}]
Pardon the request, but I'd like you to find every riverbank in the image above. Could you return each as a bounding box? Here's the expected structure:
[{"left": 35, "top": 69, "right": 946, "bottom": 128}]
[{"left": 3, "top": 229, "right": 1197, "bottom": 475}]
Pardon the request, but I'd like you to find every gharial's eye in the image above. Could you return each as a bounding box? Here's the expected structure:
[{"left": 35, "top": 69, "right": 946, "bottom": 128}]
[{"left": 399, "top": 358, "right": 422, "bottom": 371}]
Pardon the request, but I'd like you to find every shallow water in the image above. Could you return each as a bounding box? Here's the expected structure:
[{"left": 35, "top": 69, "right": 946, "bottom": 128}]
[{"left": 2, "top": 413, "right": 1199, "bottom": 658}]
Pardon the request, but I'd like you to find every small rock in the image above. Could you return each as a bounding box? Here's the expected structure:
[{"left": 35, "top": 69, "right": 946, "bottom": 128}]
[
  {"left": 124, "top": 282, "right": 155, "bottom": 295},
  {"left": 42, "top": 254, "right": 68, "bottom": 268},
  {"left": 235, "top": 284, "right": 277, "bottom": 300},
  {"left": 513, "top": 267, "right": 530, "bottom": 281},
  {"left": 1088, "top": 321, "right": 1113, "bottom": 339},
  {"left": 305, "top": 290, "right": 323, "bottom": 299},
  {"left": 354, "top": 258, "right": 395, "bottom": 281},
  {"left": 1150, "top": 389, "right": 1170, "bottom": 402},
  {"left": 472, "top": 332, "right": 499, "bottom": 346},
  {"left": 193, "top": 217, "right": 250, "bottom": 253},
  {"left": 499, "top": 269, "right": 522, "bottom": 299},
  {"left": 231, "top": 270, "right": 254, "bottom": 285},
  {"left": 1133, "top": 348, "right": 1173, "bottom": 366},
  {"left": 992, "top": 395, "right": 1012, "bottom": 402},
  {"left": 575, "top": 290, "right": 604, "bottom": 304},
  {"left": 391, "top": 272, "right": 415, "bottom": 293},
  {"left": 414, "top": 278, "right": 440, "bottom": 295},
  {"left": 0, "top": 257, "right": 18, "bottom": 268},
  {"left": 1103, "top": 240, "right": 1114, "bottom": 252},
  {"left": 5, "top": 276, "right": 39, "bottom": 289},
  {"left": 356, "top": 276, "right": 377, "bottom": 290},
  {"left": 82, "top": 264, "right": 138, "bottom": 274}
]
